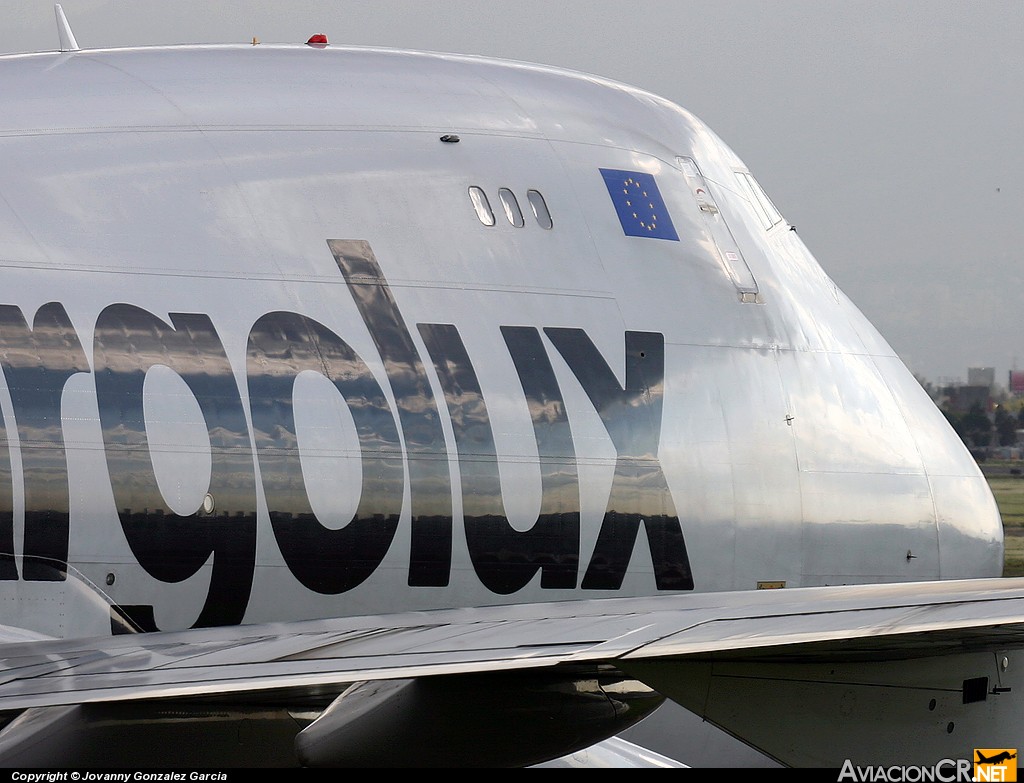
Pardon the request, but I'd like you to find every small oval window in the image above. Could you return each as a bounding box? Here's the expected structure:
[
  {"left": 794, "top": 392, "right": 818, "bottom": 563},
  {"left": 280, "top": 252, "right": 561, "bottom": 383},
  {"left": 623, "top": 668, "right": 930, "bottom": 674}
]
[
  {"left": 527, "top": 190, "right": 552, "bottom": 229},
  {"left": 498, "top": 188, "right": 524, "bottom": 227},
  {"left": 469, "top": 186, "right": 495, "bottom": 226}
]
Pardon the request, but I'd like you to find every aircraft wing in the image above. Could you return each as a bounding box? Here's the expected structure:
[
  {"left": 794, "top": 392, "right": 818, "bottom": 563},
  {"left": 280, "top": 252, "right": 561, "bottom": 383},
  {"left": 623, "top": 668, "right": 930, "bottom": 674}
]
[{"left": 0, "top": 577, "right": 1022, "bottom": 711}]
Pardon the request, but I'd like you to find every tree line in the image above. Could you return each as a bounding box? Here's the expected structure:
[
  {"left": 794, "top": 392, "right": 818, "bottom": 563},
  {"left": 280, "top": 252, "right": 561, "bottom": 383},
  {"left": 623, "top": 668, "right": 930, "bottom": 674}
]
[{"left": 942, "top": 404, "right": 1024, "bottom": 450}]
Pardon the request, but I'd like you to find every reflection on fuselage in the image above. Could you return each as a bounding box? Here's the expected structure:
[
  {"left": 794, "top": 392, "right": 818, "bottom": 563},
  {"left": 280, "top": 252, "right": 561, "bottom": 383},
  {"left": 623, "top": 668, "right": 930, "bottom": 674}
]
[{"left": 0, "top": 240, "right": 693, "bottom": 626}]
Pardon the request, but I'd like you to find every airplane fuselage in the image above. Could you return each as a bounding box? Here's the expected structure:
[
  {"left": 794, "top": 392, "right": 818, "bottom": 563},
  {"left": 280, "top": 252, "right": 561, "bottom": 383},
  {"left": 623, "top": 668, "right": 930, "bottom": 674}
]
[{"left": 0, "top": 45, "right": 1003, "bottom": 638}]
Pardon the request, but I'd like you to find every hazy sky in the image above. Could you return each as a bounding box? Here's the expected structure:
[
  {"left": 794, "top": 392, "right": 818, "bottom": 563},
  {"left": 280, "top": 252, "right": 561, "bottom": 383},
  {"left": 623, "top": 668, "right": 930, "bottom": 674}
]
[{"left": 3, "top": 1, "right": 1022, "bottom": 385}]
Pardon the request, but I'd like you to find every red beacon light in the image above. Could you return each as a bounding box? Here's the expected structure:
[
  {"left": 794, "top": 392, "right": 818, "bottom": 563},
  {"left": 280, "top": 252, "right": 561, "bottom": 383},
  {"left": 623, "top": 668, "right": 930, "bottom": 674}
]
[{"left": 306, "top": 34, "right": 329, "bottom": 48}]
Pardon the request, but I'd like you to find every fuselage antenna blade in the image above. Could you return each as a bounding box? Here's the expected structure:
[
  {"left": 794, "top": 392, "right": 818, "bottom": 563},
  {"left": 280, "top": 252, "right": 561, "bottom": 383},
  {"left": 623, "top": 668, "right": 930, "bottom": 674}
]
[{"left": 54, "top": 4, "right": 80, "bottom": 52}]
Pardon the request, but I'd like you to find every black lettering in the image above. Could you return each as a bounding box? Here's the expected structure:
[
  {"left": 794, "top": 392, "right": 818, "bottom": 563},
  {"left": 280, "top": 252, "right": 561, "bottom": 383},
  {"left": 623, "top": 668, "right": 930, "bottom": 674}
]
[
  {"left": 0, "top": 303, "right": 90, "bottom": 581},
  {"left": 419, "top": 324, "right": 578, "bottom": 593},
  {"left": 329, "top": 240, "right": 452, "bottom": 586},
  {"left": 94, "top": 305, "right": 257, "bottom": 626},
  {"left": 0, "top": 408, "right": 14, "bottom": 580},
  {"left": 247, "top": 312, "right": 403, "bottom": 593},
  {"left": 544, "top": 329, "right": 693, "bottom": 590}
]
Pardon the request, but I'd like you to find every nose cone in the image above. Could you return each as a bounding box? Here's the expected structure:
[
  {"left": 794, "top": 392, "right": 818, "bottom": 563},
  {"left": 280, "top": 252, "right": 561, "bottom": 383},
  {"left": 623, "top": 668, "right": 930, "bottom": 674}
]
[
  {"left": 886, "top": 367, "right": 1005, "bottom": 578},
  {"left": 931, "top": 460, "right": 1005, "bottom": 579}
]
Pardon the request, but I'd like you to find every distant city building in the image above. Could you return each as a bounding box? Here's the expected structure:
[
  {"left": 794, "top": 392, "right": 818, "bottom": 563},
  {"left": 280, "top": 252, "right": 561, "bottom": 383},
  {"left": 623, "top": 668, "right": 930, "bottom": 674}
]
[
  {"left": 968, "top": 367, "right": 995, "bottom": 387},
  {"left": 944, "top": 385, "right": 991, "bottom": 414},
  {"left": 1010, "top": 371, "right": 1024, "bottom": 395}
]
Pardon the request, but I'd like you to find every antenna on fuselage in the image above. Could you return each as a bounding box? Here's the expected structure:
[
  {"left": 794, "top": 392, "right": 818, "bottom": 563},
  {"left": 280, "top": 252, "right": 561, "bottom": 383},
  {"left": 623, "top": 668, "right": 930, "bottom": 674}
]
[{"left": 54, "top": 4, "right": 80, "bottom": 52}]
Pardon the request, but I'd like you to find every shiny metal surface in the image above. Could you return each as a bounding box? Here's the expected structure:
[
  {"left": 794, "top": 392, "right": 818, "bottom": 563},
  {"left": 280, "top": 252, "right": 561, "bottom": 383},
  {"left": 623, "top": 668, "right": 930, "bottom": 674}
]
[
  {"left": 535, "top": 736, "right": 688, "bottom": 768},
  {"left": 0, "top": 46, "right": 1001, "bottom": 634},
  {"left": 0, "top": 42, "right": 1010, "bottom": 766},
  {"left": 0, "top": 578, "right": 1022, "bottom": 710}
]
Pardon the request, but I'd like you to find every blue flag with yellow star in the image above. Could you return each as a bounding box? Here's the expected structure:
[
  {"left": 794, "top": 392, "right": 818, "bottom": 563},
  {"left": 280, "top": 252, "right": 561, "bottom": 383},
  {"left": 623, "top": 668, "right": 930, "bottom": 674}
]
[{"left": 600, "top": 168, "right": 679, "bottom": 241}]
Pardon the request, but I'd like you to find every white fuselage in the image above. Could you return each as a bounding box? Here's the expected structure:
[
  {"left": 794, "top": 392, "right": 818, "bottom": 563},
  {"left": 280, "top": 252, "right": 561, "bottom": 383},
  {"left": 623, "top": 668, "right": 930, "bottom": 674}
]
[{"left": 0, "top": 45, "right": 1003, "bottom": 638}]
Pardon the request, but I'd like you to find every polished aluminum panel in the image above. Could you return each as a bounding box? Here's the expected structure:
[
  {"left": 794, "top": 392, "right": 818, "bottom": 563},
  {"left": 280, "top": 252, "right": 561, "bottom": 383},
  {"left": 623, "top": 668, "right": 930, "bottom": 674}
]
[
  {"left": 0, "top": 579, "right": 1021, "bottom": 711},
  {"left": 0, "top": 45, "right": 1002, "bottom": 636}
]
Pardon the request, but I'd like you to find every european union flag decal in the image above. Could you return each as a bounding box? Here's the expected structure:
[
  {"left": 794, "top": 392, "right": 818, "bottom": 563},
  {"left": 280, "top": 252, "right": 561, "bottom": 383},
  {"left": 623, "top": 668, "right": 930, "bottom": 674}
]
[{"left": 600, "top": 168, "right": 679, "bottom": 241}]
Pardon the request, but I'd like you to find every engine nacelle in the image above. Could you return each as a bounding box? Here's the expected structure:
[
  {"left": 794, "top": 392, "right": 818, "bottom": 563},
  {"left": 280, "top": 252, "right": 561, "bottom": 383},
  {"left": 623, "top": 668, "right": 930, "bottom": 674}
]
[{"left": 295, "top": 668, "right": 664, "bottom": 767}]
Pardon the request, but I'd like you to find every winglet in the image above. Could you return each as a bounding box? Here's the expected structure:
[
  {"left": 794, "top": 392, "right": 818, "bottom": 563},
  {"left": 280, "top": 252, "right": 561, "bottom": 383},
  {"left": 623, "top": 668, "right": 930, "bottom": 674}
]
[{"left": 54, "top": 4, "right": 80, "bottom": 52}]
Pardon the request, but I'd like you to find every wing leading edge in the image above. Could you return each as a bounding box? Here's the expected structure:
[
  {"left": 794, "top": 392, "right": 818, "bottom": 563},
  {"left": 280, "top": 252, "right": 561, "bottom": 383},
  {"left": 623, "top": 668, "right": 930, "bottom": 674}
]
[
  {"left": 0, "top": 577, "right": 1022, "bottom": 710},
  {"left": 0, "top": 578, "right": 1022, "bottom": 765}
]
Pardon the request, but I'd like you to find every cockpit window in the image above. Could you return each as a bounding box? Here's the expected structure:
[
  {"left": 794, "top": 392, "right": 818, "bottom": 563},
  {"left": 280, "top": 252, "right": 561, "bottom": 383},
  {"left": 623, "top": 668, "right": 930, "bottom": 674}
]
[{"left": 734, "top": 171, "right": 784, "bottom": 230}]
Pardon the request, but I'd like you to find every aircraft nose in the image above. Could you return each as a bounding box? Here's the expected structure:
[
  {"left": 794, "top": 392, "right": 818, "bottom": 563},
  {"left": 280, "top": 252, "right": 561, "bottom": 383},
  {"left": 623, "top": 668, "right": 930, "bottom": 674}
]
[
  {"left": 912, "top": 409, "right": 1005, "bottom": 579},
  {"left": 879, "top": 361, "right": 1004, "bottom": 578},
  {"left": 931, "top": 459, "right": 1005, "bottom": 579}
]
